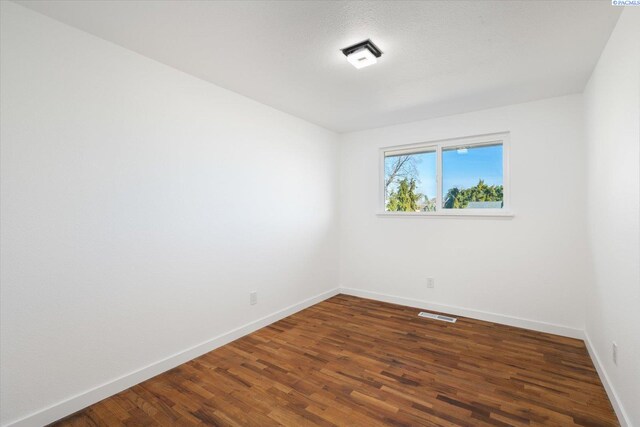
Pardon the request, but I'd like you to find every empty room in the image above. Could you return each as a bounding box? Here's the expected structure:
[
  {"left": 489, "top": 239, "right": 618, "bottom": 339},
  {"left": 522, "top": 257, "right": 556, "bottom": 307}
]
[{"left": 1, "top": 1, "right": 639, "bottom": 426}]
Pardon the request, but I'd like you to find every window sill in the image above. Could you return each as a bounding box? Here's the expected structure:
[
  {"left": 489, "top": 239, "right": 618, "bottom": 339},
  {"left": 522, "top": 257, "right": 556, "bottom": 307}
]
[{"left": 377, "top": 211, "right": 514, "bottom": 218}]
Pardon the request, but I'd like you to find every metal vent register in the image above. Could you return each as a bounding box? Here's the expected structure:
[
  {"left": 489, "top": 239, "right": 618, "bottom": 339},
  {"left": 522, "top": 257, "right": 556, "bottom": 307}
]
[{"left": 418, "top": 311, "right": 457, "bottom": 323}]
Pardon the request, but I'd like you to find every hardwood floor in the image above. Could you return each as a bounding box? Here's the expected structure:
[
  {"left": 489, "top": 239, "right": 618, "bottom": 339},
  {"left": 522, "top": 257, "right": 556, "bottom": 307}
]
[{"left": 52, "top": 295, "right": 618, "bottom": 426}]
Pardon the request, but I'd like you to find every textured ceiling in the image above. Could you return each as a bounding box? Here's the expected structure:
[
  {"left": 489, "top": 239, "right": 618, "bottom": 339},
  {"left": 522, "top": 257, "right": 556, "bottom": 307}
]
[{"left": 15, "top": 1, "right": 621, "bottom": 133}]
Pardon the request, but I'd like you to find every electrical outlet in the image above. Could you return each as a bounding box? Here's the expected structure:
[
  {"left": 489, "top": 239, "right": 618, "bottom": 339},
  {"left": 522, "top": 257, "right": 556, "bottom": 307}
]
[
  {"left": 426, "top": 277, "right": 435, "bottom": 288},
  {"left": 250, "top": 291, "right": 258, "bottom": 305},
  {"left": 612, "top": 342, "right": 618, "bottom": 365}
]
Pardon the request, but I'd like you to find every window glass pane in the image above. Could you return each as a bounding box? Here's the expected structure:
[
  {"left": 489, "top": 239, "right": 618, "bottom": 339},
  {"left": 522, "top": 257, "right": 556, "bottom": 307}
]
[
  {"left": 442, "top": 143, "right": 503, "bottom": 209},
  {"left": 385, "top": 150, "right": 436, "bottom": 212}
]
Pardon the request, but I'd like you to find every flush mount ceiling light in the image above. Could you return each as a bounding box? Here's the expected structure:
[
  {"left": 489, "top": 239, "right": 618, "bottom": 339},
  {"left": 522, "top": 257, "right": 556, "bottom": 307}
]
[{"left": 341, "top": 39, "right": 382, "bottom": 69}]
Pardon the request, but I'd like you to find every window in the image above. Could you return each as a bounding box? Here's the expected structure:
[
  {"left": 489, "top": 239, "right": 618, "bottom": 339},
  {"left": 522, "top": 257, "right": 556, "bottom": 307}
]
[
  {"left": 380, "top": 132, "right": 510, "bottom": 216},
  {"left": 384, "top": 149, "right": 436, "bottom": 212}
]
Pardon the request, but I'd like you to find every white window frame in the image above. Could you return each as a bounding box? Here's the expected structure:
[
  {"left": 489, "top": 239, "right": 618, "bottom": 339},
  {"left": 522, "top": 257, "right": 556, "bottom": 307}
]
[{"left": 378, "top": 132, "right": 512, "bottom": 218}]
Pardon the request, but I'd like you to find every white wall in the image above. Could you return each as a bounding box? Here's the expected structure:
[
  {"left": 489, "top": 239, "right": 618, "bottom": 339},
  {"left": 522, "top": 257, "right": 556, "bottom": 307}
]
[
  {"left": 0, "top": 3, "right": 338, "bottom": 425},
  {"left": 339, "top": 94, "right": 590, "bottom": 334},
  {"left": 583, "top": 9, "right": 640, "bottom": 426}
]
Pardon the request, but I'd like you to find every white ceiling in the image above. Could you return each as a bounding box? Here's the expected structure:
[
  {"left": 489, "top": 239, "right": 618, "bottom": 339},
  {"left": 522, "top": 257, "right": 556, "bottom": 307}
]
[{"left": 16, "top": 1, "right": 621, "bottom": 133}]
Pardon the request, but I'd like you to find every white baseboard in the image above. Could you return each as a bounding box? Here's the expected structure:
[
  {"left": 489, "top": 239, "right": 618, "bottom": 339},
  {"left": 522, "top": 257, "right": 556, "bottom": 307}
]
[
  {"left": 583, "top": 332, "right": 630, "bottom": 427},
  {"left": 339, "top": 287, "right": 584, "bottom": 339},
  {"left": 4, "top": 288, "right": 340, "bottom": 427}
]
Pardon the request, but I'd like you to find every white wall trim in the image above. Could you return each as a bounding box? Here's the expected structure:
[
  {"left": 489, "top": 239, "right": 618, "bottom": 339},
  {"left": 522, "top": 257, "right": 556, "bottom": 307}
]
[
  {"left": 339, "top": 287, "right": 584, "bottom": 339},
  {"left": 376, "top": 211, "right": 514, "bottom": 218},
  {"left": 3, "top": 288, "right": 340, "bottom": 427},
  {"left": 583, "top": 332, "right": 630, "bottom": 427}
]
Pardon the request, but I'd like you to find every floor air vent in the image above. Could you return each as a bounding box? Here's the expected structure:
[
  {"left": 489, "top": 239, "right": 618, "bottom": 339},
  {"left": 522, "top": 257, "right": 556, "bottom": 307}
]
[{"left": 418, "top": 311, "right": 457, "bottom": 323}]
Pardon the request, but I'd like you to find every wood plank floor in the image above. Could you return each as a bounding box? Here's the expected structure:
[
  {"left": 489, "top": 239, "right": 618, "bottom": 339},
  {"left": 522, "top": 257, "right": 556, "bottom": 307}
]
[{"left": 52, "top": 295, "right": 618, "bottom": 426}]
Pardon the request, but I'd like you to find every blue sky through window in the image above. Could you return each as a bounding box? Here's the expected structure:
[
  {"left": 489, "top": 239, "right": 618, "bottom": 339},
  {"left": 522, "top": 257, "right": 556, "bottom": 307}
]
[
  {"left": 385, "top": 151, "right": 437, "bottom": 201},
  {"left": 442, "top": 144, "right": 502, "bottom": 195},
  {"left": 413, "top": 151, "right": 436, "bottom": 199}
]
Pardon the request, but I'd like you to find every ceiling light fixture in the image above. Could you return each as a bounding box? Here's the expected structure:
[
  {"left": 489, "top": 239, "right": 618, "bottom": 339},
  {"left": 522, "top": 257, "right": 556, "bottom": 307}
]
[{"left": 341, "top": 39, "right": 382, "bottom": 69}]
